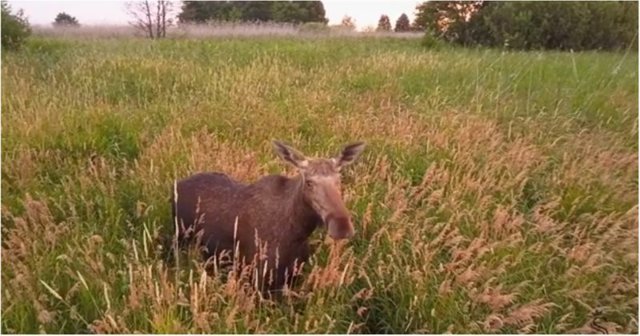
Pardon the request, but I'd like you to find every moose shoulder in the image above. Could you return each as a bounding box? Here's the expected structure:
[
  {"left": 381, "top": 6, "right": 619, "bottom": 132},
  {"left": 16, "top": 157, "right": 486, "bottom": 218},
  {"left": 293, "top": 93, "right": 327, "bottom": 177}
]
[{"left": 171, "top": 140, "right": 366, "bottom": 293}]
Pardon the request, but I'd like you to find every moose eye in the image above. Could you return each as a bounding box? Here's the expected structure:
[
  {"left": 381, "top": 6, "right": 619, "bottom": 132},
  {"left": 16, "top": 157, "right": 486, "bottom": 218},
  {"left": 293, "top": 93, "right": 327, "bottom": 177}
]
[{"left": 305, "top": 180, "right": 314, "bottom": 188}]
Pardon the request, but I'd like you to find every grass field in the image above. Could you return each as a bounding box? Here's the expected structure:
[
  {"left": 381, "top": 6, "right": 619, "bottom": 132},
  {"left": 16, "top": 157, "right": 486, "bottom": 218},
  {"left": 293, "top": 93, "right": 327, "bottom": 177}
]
[{"left": 1, "top": 36, "right": 638, "bottom": 333}]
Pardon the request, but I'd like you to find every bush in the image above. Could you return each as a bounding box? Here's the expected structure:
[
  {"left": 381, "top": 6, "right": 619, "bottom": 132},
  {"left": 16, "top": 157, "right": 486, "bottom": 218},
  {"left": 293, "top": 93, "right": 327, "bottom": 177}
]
[
  {"left": 421, "top": 30, "right": 447, "bottom": 50},
  {"left": 1, "top": 1, "right": 31, "bottom": 51}
]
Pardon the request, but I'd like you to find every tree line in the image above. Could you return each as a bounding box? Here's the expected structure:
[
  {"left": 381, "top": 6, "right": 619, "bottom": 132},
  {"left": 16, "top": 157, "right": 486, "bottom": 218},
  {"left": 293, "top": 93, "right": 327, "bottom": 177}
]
[
  {"left": 178, "top": 1, "right": 327, "bottom": 24},
  {"left": 2, "top": 0, "right": 636, "bottom": 51},
  {"left": 413, "top": 1, "right": 638, "bottom": 51}
]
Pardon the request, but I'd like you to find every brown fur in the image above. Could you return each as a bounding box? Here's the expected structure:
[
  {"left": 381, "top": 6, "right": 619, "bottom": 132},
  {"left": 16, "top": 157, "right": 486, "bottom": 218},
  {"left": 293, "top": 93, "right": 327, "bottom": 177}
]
[{"left": 171, "top": 141, "right": 365, "bottom": 293}]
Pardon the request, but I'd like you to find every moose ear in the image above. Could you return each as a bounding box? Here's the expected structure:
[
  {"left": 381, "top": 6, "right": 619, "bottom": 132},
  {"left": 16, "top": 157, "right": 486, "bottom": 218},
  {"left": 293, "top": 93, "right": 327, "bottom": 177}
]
[
  {"left": 272, "top": 140, "right": 308, "bottom": 169},
  {"left": 335, "top": 141, "right": 366, "bottom": 169}
]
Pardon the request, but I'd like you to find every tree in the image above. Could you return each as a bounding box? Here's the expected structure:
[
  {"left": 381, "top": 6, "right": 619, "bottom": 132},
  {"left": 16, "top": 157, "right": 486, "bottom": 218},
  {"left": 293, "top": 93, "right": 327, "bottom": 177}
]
[
  {"left": 53, "top": 12, "right": 79, "bottom": 26},
  {"left": 1, "top": 1, "right": 30, "bottom": 50},
  {"left": 413, "top": 1, "right": 482, "bottom": 34},
  {"left": 236, "top": 1, "right": 272, "bottom": 22},
  {"left": 272, "top": 1, "right": 327, "bottom": 24},
  {"left": 177, "top": 1, "right": 221, "bottom": 23},
  {"left": 340, "top": 15, "right": 356, "bottom": 31},
  {"left": 126, "top": 0, "right": 174, "bottom": 39},
  {"left": 394, "top": 13, "right": 410, "bottom": 32},
  {"left": 305, "top": 1, "right": 328, "bottom": 23},
  {"left": 178, "top": 1, "right": 327, "bottom": 24},
  {"left": 377, "top": 14, "right": 391, "bottom": 32}
]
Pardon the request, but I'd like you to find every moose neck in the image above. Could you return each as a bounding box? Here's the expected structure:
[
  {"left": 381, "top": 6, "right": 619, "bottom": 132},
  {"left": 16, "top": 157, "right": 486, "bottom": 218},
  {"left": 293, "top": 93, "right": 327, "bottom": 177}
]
[{"left": 285, "top": 175, "right": 321, "bottom": 240}]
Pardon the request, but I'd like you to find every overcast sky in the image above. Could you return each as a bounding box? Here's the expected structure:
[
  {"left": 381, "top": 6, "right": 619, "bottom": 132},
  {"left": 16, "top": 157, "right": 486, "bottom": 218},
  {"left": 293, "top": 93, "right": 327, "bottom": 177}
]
[{"left": 8, "top": 1, "right": 420, "bottom": 30}]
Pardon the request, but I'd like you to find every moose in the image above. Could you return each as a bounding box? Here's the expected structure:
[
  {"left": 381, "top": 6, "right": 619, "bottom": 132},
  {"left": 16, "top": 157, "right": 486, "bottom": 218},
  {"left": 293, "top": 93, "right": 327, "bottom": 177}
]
[{"left": 171, "top": 140, "right": 366, "bottom": 293}]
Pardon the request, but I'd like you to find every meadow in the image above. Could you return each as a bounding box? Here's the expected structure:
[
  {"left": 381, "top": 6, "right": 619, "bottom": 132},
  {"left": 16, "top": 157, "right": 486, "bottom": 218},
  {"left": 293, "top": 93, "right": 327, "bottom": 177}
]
[{"left": 1, "top": 35, "right": 638, "bottom": 333}]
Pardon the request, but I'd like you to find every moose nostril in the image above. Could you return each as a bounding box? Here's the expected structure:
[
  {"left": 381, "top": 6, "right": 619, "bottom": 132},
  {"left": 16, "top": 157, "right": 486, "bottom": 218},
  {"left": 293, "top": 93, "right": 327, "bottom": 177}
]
[
  {"left": 327, "top": 216, "right": 355, "bottom": 240},
  {"left": 343, "top": 228, "right": 355, "bottom": 239}
]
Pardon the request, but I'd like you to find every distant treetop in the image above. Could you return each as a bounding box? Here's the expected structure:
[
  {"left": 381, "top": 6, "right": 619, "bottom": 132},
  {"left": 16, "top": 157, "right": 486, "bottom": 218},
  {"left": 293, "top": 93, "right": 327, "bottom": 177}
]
[
  {"left": 394, "top": 13, "right": 410, "bottom": 32},
  {"left": 377, "top": 14, "right": 391, "bottom": 32},
  {"left": 53, "top": 12, "right": 79, "bottom": 26},
  {"left": 340, "top": 15, "right": 356, "bottom": 31},
  {"left": 178, "top": 1, "right": 327, "bottom": 24}
]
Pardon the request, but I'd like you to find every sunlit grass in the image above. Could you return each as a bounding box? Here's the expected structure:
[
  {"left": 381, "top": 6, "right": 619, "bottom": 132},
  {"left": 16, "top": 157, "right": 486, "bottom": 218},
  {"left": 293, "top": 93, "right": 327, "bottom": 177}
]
[{"left": 1, "top": 37, "right": 637, "bottom": 333}]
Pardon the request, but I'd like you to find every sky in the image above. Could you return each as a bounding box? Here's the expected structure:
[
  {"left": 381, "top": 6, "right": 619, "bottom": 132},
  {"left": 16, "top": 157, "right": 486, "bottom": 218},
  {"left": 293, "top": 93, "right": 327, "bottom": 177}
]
[{"left": 8, "top": 0, "right": 420, "bottom": 30}]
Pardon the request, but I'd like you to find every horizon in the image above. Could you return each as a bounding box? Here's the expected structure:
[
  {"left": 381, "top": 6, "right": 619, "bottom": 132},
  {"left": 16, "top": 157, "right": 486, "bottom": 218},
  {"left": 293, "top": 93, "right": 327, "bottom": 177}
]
[{"left": 8, "top": 0, "right": 421, "bottom": 31}]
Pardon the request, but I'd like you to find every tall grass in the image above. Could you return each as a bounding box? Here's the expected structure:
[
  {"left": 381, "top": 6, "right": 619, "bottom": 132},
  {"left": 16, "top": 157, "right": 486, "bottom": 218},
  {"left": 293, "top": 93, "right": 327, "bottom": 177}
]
[
  {"left": 31, "top": 23, "right": 423, "bottom": 40},
  {"left": 1, "top": 37, "right": 637, "bottom": 333}
]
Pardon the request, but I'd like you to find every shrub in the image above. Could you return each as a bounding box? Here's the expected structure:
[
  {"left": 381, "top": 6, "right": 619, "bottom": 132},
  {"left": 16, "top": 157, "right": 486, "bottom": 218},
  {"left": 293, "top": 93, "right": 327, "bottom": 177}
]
[
  {"left": 421, "top": 30, "right": 446, "bottom": 50},
  {"left": 1, "top": 1, "right": 31, "bottom": 51}
]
